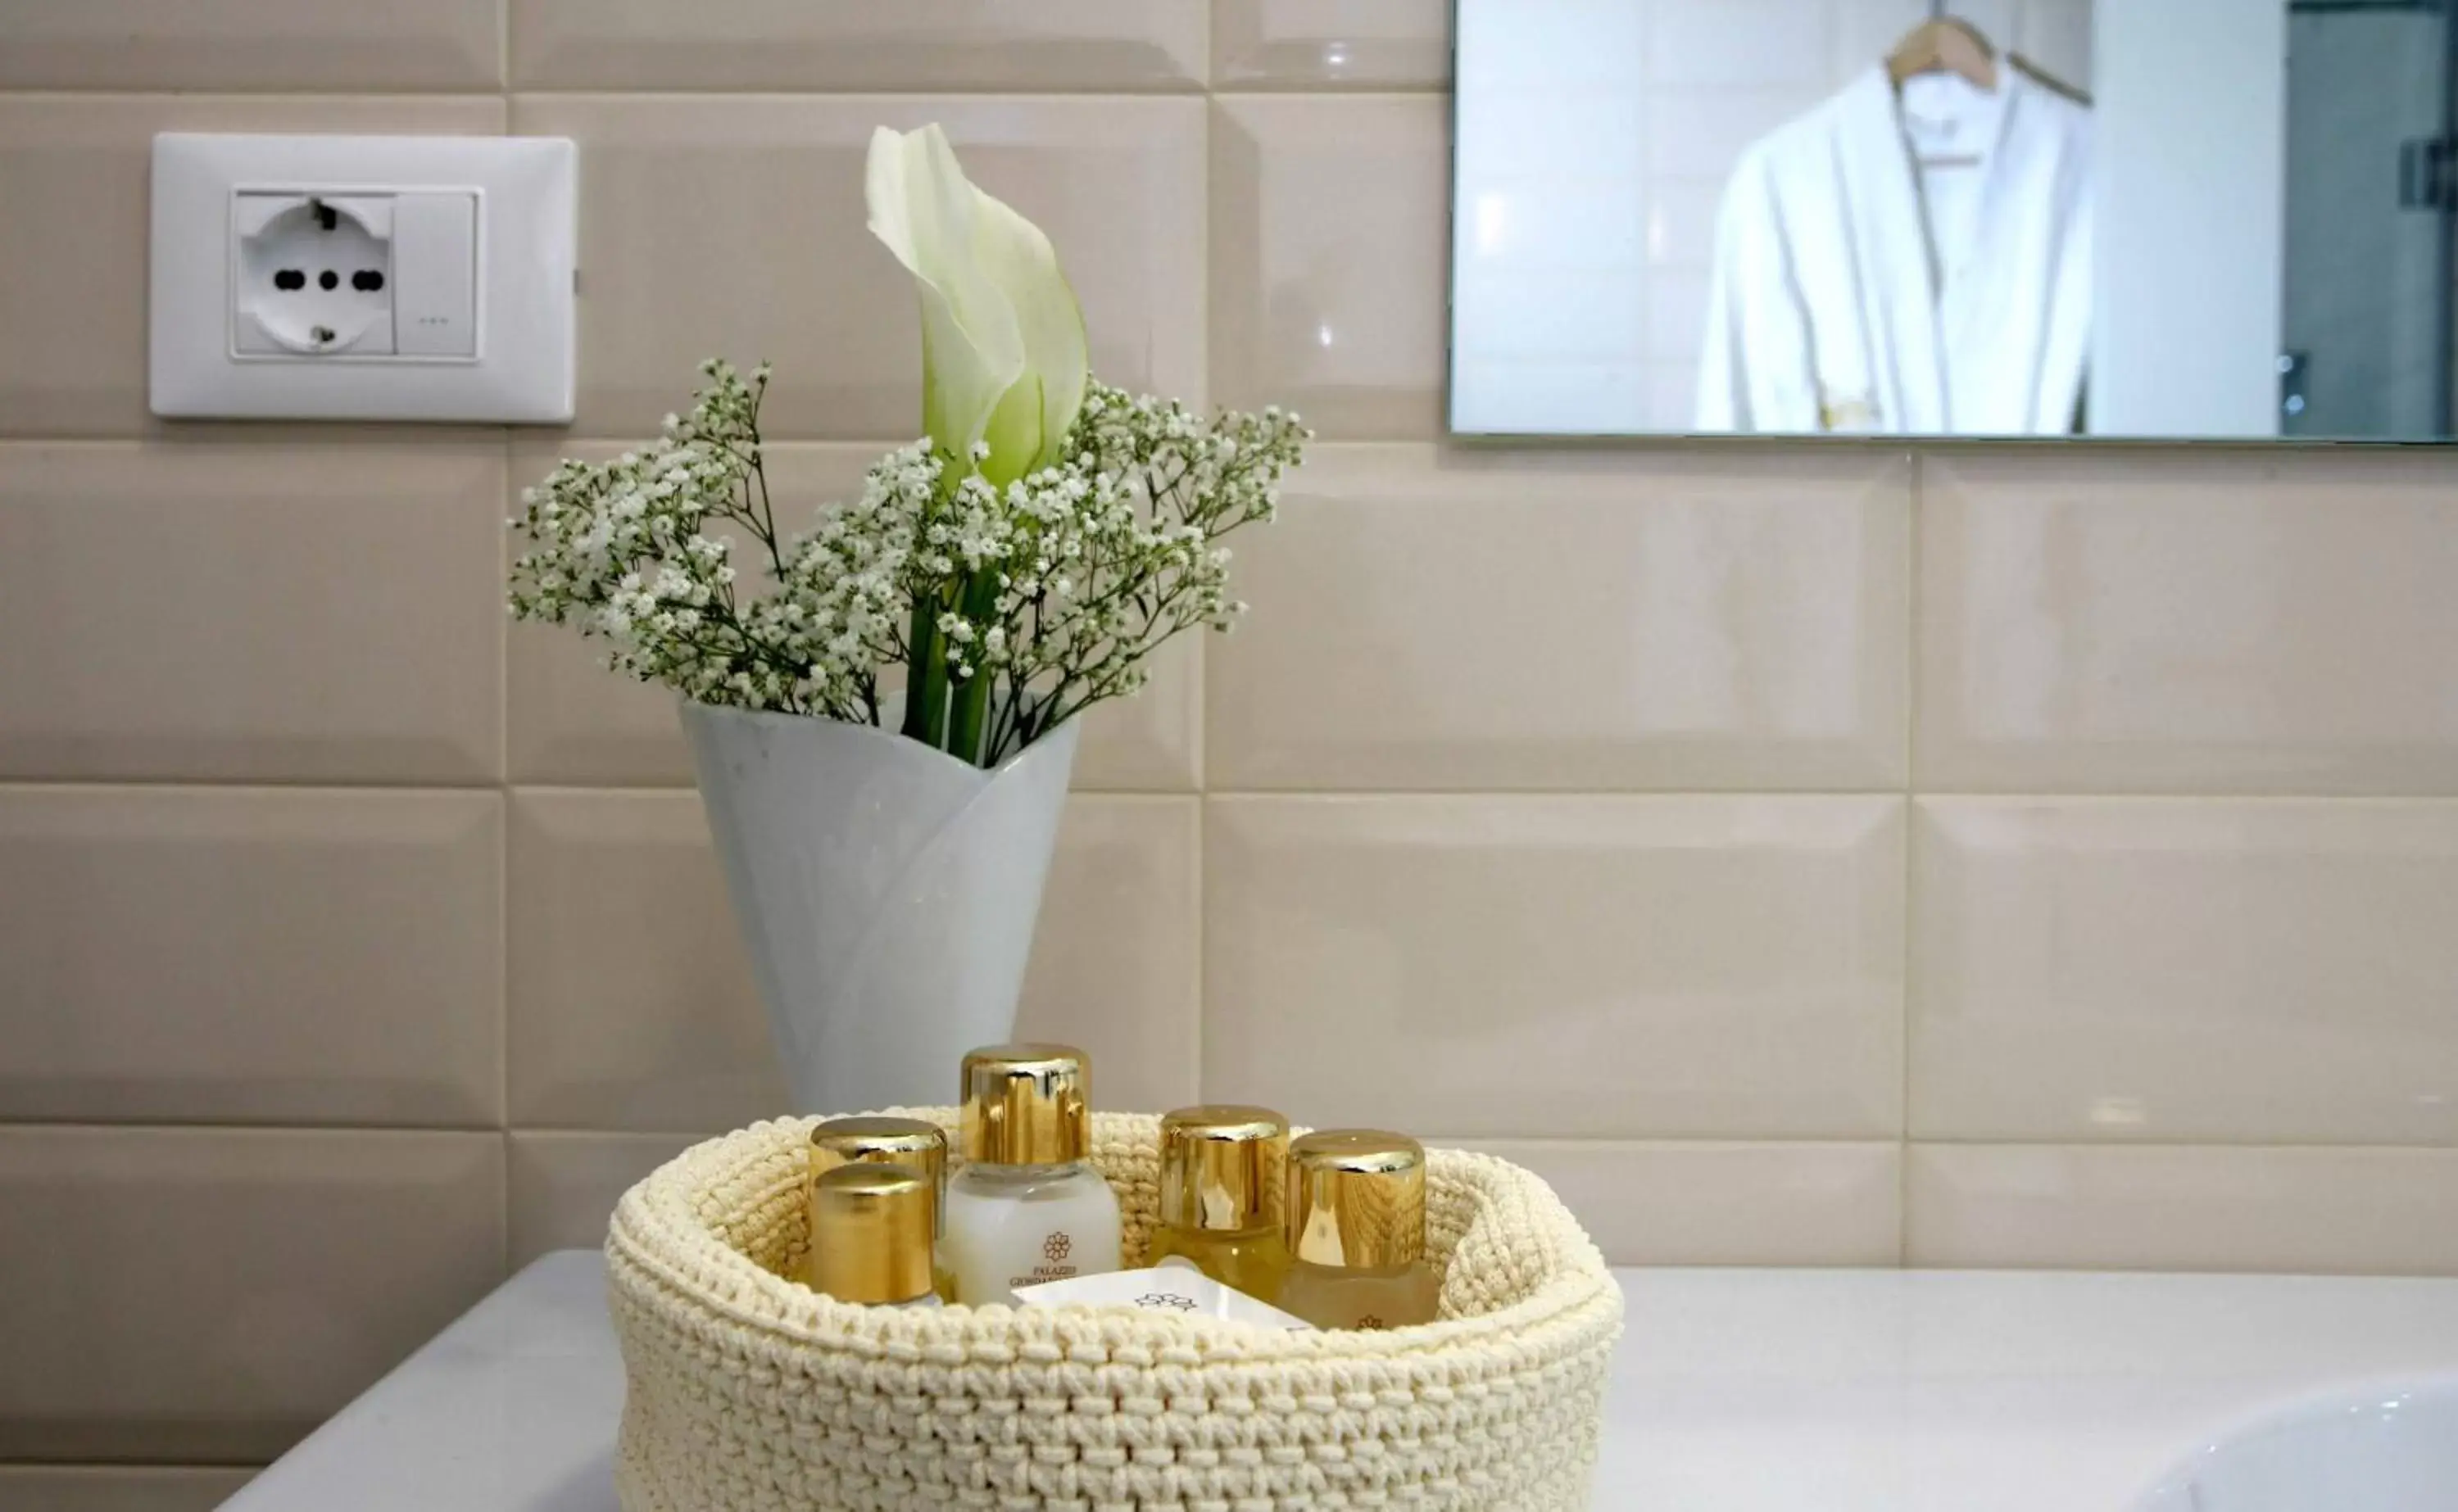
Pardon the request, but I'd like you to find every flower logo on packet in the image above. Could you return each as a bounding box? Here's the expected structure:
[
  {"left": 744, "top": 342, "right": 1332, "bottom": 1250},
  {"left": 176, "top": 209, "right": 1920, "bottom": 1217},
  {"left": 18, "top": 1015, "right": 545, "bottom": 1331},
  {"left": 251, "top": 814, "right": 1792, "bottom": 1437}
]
[{"left": 1136, "top": 1292, "right": 1200, "bottom": 1312}]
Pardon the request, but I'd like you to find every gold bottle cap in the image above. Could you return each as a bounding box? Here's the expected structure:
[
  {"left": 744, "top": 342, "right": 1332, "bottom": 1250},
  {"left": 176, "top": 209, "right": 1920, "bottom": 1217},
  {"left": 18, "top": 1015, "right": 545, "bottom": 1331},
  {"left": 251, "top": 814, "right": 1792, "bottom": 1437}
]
[
  {"left": 1286, "top": 1129, "right": 1426, "bottom": 1270},
  {"left": 1159, "top": 1105, "right": 1288, "bottom": 1234},
  {"left": 960, "top": 1043, "right": 1091, "bottom": 1166},
  {"left": 808, "top": 1164, "right": 936, "bottom": 1305},
  {"left": 809, "top": 1116, "right": 948, "bottom": 1191}
]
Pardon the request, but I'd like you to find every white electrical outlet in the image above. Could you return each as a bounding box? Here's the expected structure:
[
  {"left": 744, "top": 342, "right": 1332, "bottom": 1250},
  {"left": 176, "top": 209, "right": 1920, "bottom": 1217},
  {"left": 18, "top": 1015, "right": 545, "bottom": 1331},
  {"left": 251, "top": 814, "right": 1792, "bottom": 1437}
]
[
  {"left": 149, "top": 134, "right": 576, "bottom": 423},
  {"left": 234, "top": 192, "right": 399, "bottom": 356}
]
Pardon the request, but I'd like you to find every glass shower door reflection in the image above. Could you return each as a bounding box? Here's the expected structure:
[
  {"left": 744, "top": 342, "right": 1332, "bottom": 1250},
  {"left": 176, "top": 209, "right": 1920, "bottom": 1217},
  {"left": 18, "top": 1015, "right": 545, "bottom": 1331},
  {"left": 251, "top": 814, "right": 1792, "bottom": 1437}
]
[{"left": 2281, "top": 0, "right": 2456, "bottom": 438}]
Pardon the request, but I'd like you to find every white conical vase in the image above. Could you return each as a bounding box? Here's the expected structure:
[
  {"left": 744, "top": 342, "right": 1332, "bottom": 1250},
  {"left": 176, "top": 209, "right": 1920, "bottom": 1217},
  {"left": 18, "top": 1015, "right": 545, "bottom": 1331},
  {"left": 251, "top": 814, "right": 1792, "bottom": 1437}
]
[{"left": 680, "top": 700, "right": 1081, "bottom": 1114}]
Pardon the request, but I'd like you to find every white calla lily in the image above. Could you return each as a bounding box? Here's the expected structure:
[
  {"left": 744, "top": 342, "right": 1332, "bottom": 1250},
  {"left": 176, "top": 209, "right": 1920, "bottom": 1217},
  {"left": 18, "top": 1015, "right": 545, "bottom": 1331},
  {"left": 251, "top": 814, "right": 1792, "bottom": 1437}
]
[{"left": 865, "top": 124, "right": 1089, "bottom": 488}]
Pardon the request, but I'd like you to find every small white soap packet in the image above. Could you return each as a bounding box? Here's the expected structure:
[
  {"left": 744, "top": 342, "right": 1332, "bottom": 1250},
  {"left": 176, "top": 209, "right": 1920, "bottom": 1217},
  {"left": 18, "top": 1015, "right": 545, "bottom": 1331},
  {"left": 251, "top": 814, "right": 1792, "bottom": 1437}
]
[{"left": 1010, "top": 1258, "right": 1315, "bottom": 1329}]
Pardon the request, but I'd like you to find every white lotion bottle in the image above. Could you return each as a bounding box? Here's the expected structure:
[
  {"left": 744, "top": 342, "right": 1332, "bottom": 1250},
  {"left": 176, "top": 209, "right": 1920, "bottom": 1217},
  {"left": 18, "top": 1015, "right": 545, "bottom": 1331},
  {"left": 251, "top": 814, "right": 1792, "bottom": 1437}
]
[{"left": 943, "top": 1043, "right": 1122, "bottom": 1305}]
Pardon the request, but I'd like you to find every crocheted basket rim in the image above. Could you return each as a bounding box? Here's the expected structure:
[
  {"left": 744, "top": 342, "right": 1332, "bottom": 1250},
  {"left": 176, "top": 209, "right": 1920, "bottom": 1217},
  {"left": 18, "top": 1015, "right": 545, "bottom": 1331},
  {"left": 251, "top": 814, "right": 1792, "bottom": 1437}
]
[{"left": 608, "top": 1108, "right": 1620, "bottom": 1367}]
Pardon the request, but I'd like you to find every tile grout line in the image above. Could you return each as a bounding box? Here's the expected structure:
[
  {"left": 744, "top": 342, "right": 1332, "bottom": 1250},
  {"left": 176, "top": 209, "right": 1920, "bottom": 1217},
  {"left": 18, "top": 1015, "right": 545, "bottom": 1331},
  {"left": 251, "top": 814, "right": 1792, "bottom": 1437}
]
[
  {"left": 501, "top": 86, "right": 1441, "bottom": 101},
  {"left": 4, "top": 1111, "right": 2456, "bottom": 1154},
  {"left": 10, "top": 775, "right": 2458, "bottom": 803},
  {"left": 1899, "top": 448, "right": 1923, "bottom": 1266},
  {"left": 496, "top": 423, "right": 515, "bottom": 1281},
  {"left": 0, "top": 1460, "right": 269, "bottom": 1475},
  {"left": 497, "top": 781, "right": 513, "bottom": 1279},
  {"left": 1188, "top": 629, "right": 1209, "bottom": 1105},
  {"left": 1189, "top": 790, "right": 1207, "bottom": 1107},
  {"left": 7, "top": 1120, "right": 2454, "bottom": 1154}
]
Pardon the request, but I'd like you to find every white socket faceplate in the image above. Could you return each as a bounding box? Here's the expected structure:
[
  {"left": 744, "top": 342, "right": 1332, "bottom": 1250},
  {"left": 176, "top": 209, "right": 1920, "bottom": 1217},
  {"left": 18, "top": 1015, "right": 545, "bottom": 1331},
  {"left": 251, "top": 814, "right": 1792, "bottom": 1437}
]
[{"left": 150, "top": 134, "right": 577, "bottom": 423}]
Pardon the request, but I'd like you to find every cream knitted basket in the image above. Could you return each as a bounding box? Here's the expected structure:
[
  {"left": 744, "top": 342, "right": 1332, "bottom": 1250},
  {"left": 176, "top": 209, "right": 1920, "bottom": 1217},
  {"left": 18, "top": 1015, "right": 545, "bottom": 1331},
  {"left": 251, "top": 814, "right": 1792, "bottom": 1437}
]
[{"left": 606, "top": 1110, "right": 1624, "bottom": 1512}]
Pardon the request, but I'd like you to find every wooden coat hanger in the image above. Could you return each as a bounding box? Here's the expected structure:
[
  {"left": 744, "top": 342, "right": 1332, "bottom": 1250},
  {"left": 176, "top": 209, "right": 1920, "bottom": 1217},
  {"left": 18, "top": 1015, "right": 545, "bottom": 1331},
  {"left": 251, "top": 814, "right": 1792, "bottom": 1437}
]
[{"left": 1886, "top": 7, "right": 1999, "bottom": 90}]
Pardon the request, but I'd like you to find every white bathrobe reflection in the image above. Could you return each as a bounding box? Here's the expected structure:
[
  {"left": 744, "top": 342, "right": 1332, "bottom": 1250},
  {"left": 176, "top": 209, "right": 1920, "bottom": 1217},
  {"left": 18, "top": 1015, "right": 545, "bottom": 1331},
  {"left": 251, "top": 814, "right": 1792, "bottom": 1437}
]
[{"left": 1696, "top": 60, "right": 2093, "bottom": 435}]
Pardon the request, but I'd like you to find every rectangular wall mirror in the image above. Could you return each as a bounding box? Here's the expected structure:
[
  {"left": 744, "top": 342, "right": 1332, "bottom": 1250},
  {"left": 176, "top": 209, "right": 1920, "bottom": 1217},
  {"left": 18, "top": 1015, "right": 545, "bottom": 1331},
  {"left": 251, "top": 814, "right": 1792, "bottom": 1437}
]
[{"left": 1449, "top": 0, "right": 2457, "bottom": 441}]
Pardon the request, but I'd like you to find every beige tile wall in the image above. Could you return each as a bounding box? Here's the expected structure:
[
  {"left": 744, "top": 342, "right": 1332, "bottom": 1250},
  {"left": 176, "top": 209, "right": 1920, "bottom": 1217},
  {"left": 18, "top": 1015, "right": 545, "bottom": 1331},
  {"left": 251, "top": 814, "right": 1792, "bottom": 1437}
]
[{"left": 3, "top": 0, "right": 2457, "bottom": 1496}]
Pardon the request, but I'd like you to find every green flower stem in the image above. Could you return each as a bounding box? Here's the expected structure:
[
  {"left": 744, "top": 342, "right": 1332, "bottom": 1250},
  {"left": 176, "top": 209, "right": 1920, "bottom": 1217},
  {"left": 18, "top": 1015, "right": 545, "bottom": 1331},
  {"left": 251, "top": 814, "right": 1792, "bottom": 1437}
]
[
  {"left": 901, "top": 592, "right": 947, "bottom": 748},
  {"left": 944, "top": 571, "right": 1002, "bottom": 765}
]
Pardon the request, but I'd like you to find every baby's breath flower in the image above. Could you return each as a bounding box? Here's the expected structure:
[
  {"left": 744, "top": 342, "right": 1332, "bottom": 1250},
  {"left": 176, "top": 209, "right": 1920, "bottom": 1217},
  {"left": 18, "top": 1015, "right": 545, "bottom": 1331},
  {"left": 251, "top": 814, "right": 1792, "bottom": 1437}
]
[{"left": 508, "top": 364, "right": 1308, "bottom": 764}]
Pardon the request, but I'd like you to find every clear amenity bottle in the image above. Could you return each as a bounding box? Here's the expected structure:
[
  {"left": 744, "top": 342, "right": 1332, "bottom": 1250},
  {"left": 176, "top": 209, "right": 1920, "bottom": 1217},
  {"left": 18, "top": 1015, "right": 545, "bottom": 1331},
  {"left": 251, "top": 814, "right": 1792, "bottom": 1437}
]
[
  {"left": 1272, "top": 1129, "right": 1440, "bottom": 1331},
  {"left": 941, "top": 1043, "right": 1122, "bottom": 1305},
  {"left": 806, "top": 1163, "right": 943, "bottom": 1309},
  {"left": 1146, "top": 1105, "right": 1292, "bottom": 1302},
  {"left": 805, "top": 1116, "right": 955, "bottom": 1303}
]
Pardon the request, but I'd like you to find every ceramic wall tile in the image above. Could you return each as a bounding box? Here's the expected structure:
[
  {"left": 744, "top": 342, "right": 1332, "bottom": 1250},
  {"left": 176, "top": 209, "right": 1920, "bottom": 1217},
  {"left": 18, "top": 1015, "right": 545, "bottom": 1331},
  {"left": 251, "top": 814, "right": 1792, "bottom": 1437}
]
[
  {"left": 0, "top": 96, "right": 503, "bottom": 438},
  {"left": 1204, "top": 794, "right": 1907, "bottom": 1139},
  {"left": 506, "top": 789, "right": 782, "bottom": 1134},
  {"left": 1011, "top": 797, "right": 1203, "bottom": 1115},
  {"left": 1449, "top": 360, "right": 1654, "bottom": 437},
  {"left": 508, "top": 790, "right": 1200, "bottom": 1129},
  {"left": 506, "top": 622, "right": 699, "bottom": 788},
  {"left": 1644, "top": 266, "right": 1714, "bottom": 364},
  {"left": 1456, "top": 180, "right": 1649, "bottom": 282},
  {"left": 1907, "top": 1143, "right": 2458, "bottom": 1274},
  {"left": 1647, "top": 177, "right": 1726, "bottom": 269},
  {"left": 1452, "top": 264, "right": 1645, "bottom": 369},
  {"left": 0, "top": 0, "right": 500, "bottom": 90},
  {"left": 0, "top": 1127, "right": 502, "bottom": 1461},
  {"left": 513, "top": 96, "right": 1204, "bottom": 440},
  {"left": 1449, "top": 1139, "right": 1902, "bottom": 1266},
  {"left": 1647, "top": 0, "right": 1830, "bottom": 88},
  {"left": 2016, "top": 0, "right": 2094, "bottom": 90},
  {"left": 1210, "top": 96, "right": 1450, "bottom": 438},
  {"left": 506, "top": 446, "right": 1200, "bottom": 791},
  {"left": 1921, "top": 450, "right": 2458, "bottom": 794},
  {"left": 1912, "top": 798, "right": 2458, "bottom": 1145},
  {"left": 512, "top": 0, "right": 1204, "bottom": 91},
  {"left": 1207, "top": 445, "right": 1911, "bottom": 790},
  {"left": 1453, "top": 78, "right": 1643, "bottom": 194},
  {"left": 1211, "top": 0, "right": 1450, "bottom": 90},
  {"left": 1078, "top": 638, "right": 1208, "bottom": 792},
  {"left": 1453, "top": 0, "right": 1639, "bottom": 92},
  {"left": 0, "top": 440, "right": 503, "bottom": 785},
  {"left": 0, "top": 1466, "right": 257, "bottom": 1512},
  {"left": 1644, "top": 84, "right": 1827, "bottom": 179},
  {"left": 507, "top": 1132, "right": 699, "bottom": 1267},
  {"left": 1642, "top": 363, "right": 1700, "bottom": 431},
  {"left": 0, "top": 787, "right": 501, "bottom": 1127}
]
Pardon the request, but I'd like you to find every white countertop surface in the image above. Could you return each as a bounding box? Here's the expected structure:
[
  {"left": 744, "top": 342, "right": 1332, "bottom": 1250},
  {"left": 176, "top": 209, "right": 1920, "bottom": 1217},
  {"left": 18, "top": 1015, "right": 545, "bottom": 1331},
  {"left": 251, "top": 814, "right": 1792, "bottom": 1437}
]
[{"left": 222, "top": 1252, "right": 2458, "bottom": 1512}]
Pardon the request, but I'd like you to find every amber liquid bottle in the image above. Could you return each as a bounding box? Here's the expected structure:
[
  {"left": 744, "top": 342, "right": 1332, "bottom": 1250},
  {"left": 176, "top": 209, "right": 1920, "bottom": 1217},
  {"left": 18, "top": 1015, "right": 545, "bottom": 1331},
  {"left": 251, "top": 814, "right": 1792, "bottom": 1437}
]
[
  {"left": 806, "top": 1164, "right": 943, "bottom": 1309},
  {"left": 803, "top": 1115, "right": 956, "bottom": 1302},
  {"left": 1145, "top": 1105, "right": 1292, "bottom": 1301},
  {"left": 1272, "top": 1129, "right": 1440, "bottom": 1331}
]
